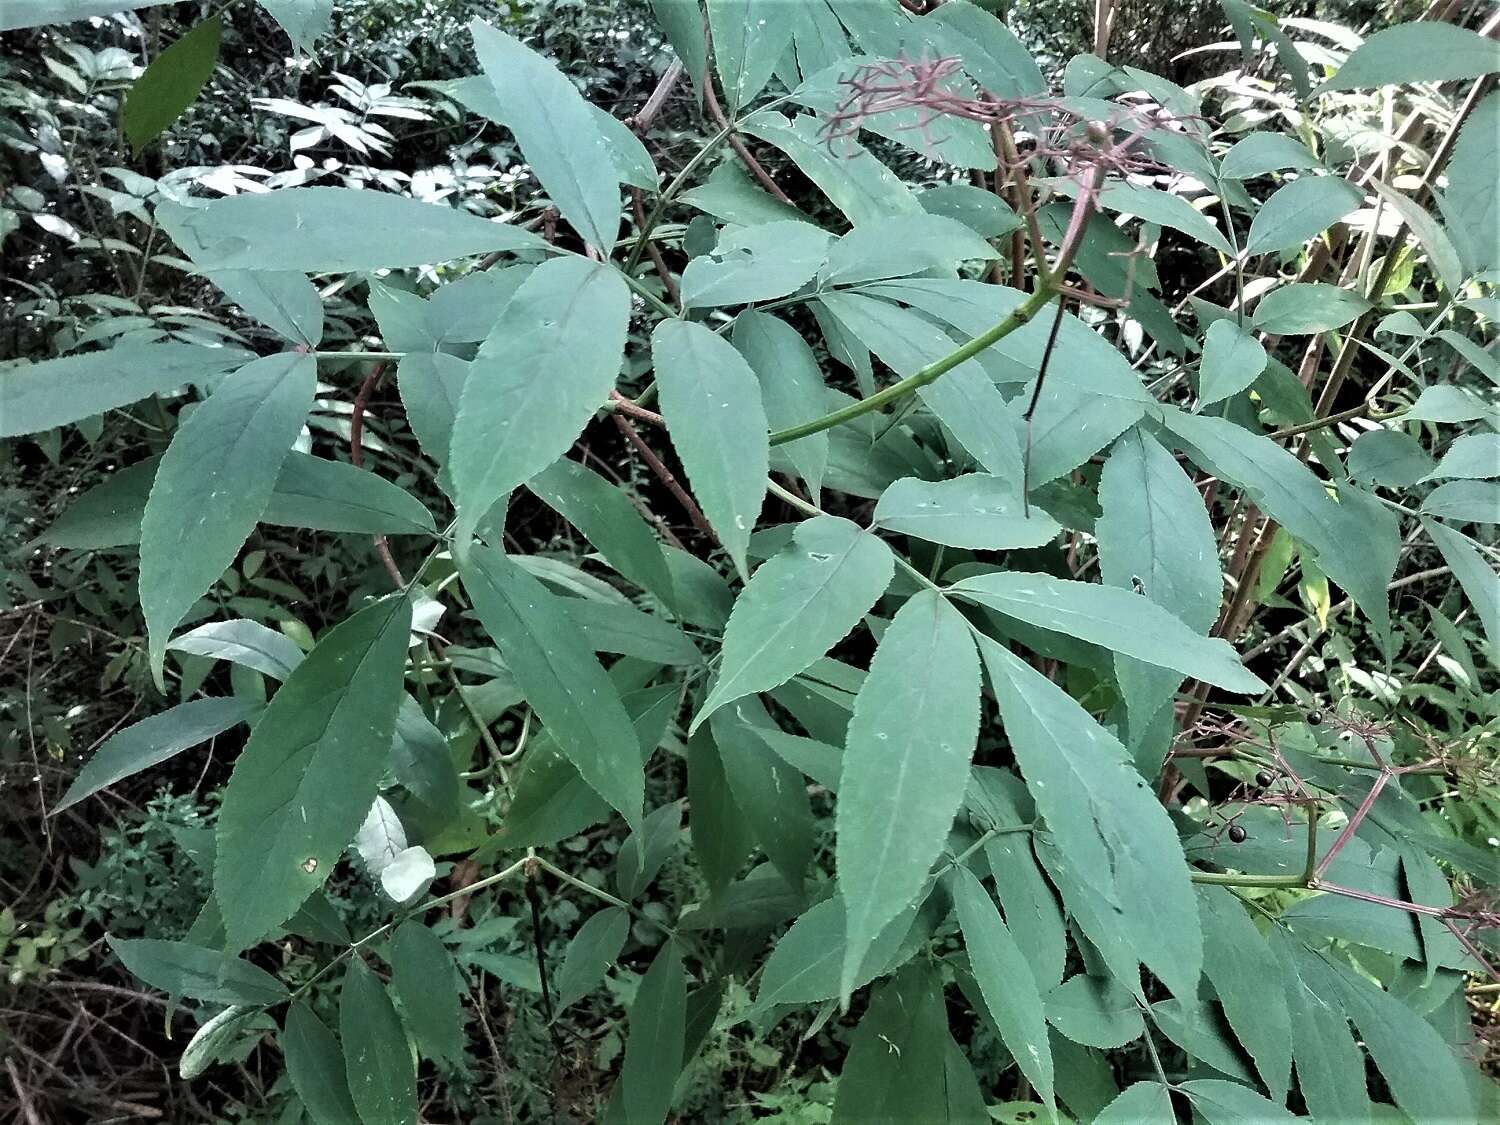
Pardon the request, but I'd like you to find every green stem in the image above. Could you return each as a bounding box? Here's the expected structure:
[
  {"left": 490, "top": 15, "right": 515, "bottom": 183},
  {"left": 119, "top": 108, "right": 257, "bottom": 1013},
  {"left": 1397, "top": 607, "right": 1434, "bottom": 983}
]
[
  {"left": 1188, "top": 870, "right": 1307, "bottom": 888},
  {"left": 615, "top": 268, "right": 678, "bottom": 320},
  {"left": 314, "top": 350, "right": 407, "bottom": 362},
  {"left": 768, "top": 284, "right": 1057, "bottom": 446},
  {"left": 1302, "top": 811, "right": 1320, "bottom": 884},
  {"left": 286, "top": 856, "right": 533, "bottom": 1003},
  {"left": 1267, "top": 403, "right": 1401, "bottom": 441},
  {"left": 403, "top": 519, "right": 456, "bottom": 594},
  {"left": 530, "top": 855, "right": 712, "bottom": 965},
  {"left": 940, "top": 823, "right": 1036, "bottom": 876}
]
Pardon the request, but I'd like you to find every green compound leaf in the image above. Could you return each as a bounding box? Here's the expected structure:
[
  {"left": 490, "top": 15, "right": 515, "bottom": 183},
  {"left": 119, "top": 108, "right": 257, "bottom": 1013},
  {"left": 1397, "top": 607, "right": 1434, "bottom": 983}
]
[
  {"left": 1180, "top": 1079, "right": 1301, "bottom": 1123},
  {"left": 56, "top": 697, "right": 261, "bottom": 814},
  {"left": 214, "top": 595, "right": 412, "bottom": 953},
  {"left": 140, "top": 351, "right": 315, "bottom": 682},
  {"left": 1244, "top": 176, "right": 1364, "bottom": 256},
  {"left": 950, "top": 570, "right": 1264, "bottom": 693},
  {"left": 1198, "top": 886, "right": 1292, "bottom": 1102},
  {"left": 261, "top": 454, "right": 436, "bottom": 536},
  {"left": 108, "top": 936, "right": 288, "bottom": 1006},
  {"left": 1045, "top": 974, "right": 1145, "bottom": 1049},
  {"left": 952, "top": 865, "right": 1054, "bottom": 1112},
  {"left": 1165, "top": 407, "right": 1399, "bottom": 641},
  {"left": 620, "top": 941, "right": 687, "bottom": 1125},
  {"left": 557, "top": 907, "right": 630, "bottom": 1011},
  {"left": 121, "top": 17, "right": 221, "bottom": 153},
  {"left": 459, "top": 544, "right": 643, "bottom": 830},
  {"left": 1315, "top": 21, "right": 1500, "bottom": 93},
  {"left": 1252, "top": 283, "right": 1370, "bottom": 334},
  {"left": 527, "top": 456, "right": 676, "bottom": 608},
  {"left": 651, "top": 318, "right": 770, "bottom": 580},
  {"left": 831, "top": 963, "right": 988, "bottom": 1125},
  {"left": 469, "top": 19, "right": 620, "bottom": 252},
  {"left": 680, "top": 220, "right": 831, "bottom": 309},
  {"left": 694, "top": 515, "right": 892, "bottom": 731},
  {"left": 1095, "top": 1081, "right": 1174, "bottom": 1124},
  {"left": 282, "top": 1003, "right": 360, "bottom": 1125},
  {"left": 873, "top": 474, "right": 1061, "bottom": 550},
  {"left": 0, "top": 342, "right": 250, "bottom": 439},
  {"left": 753, "top": 894, "right": 919, "bottom": 1010},
  {"left": 340, "top": 958, "right": 417, "bottom": 1125},
  {"left": 837, "top": 591, "right": 979, "bottom": 999},
  {"left": 732, "top": 310, "right": 830, "bottom": 503},
  {"left": 157, "top": 188, "right": 544, "bottom": 272},
  {"left": 1219, "top": 132, "right": 1321, "bottom": 179},
  {"left": 1199, "top": 319, "right": 1268, "bottom": 405},
  {"left": 388, "top": 920, "right": 465, "bottom": 1066},
  {"left": 450, "top": 257, "right": 630, "bottom": 545},
  {"left": 979, "top": 634, "right": 1202, "bottom": 1001},
  {"left": 1440, "top": 91, "right": 1500, "bottom": 275},
  {"left": 707, "top": 0, "right": 793, "bottom": 111}
]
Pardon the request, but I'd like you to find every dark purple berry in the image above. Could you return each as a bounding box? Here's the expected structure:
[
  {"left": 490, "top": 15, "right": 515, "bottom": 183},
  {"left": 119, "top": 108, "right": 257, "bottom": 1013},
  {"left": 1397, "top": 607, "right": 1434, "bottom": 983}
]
[
  {"left": 1306, "top": 709, "right": 1324, "bottom": 726},
  {"left": 1227, "top": 824, "right": 1247, "bottom": 844},
  {"left": 1256, "top": 770, "right": 1276, "bottom": 788}
]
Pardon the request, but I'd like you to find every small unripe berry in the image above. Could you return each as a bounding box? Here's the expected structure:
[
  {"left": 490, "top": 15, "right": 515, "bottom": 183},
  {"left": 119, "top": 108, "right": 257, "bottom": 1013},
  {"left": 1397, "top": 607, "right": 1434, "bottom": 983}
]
[{"left": 1227, "top": 824, "right": 1247, "bottom": 843}]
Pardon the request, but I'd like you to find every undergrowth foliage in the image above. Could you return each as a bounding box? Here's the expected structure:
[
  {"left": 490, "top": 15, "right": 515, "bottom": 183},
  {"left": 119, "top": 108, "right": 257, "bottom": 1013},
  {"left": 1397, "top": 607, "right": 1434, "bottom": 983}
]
[{"left": 3, "top": 0, "right": 1499, "bottom": 1122}]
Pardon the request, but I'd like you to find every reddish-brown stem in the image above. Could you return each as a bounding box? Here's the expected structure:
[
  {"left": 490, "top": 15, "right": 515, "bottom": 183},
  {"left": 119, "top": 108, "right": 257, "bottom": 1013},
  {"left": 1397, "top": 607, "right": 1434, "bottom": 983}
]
[
  {"left": 1314, "top": 771, "right": 1389, "bottom": 881},
  {"left": 609, "top": 390, "right": 666, "bottom": 427},
  {"left": 350, "top": 364, "right": 408, "bottom": 589},
  {"left": 580, "top": 444, "right": 687, "bottom": 551},
  {"left": 703, "top": 77, "right": 794, "bottom": 205},
  {"left": 994, "top": 122, "right": 1048, "bottom": 277},
  {"left": 612, "top": 411, "right": 718, "bottom": 544},
  {"left": 626, "top": 58, "right": 684, "bottom": 133}
]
